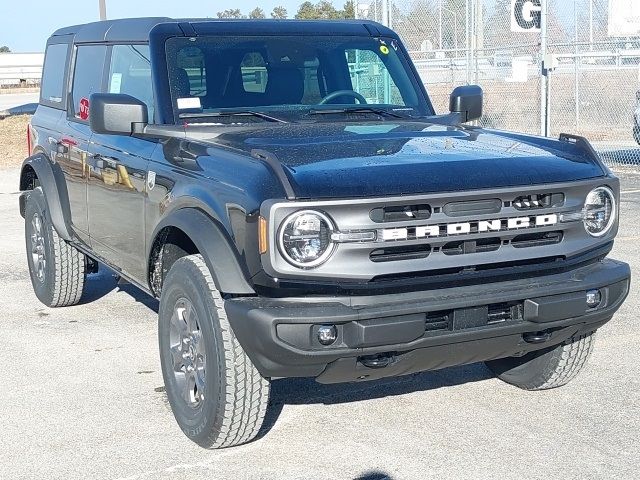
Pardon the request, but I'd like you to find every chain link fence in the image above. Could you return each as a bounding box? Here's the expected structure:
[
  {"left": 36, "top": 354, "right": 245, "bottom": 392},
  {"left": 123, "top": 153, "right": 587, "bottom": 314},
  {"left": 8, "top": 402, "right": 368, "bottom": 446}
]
[{"left": 357, "top": 0, "right": 640, "bottom": 167}]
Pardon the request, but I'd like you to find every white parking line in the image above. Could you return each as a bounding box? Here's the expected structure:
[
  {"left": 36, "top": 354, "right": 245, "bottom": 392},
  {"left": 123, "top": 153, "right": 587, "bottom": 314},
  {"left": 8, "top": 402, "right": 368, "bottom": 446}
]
[{"left": 621, "top": 189, "right": 640, "bottom": 194}]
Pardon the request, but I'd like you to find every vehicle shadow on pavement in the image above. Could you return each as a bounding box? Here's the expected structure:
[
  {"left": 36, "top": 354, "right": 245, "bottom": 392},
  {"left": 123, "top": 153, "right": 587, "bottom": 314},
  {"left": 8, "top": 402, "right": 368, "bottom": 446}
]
[
  {"left": 260, "top": 363, "right": 493, "bottom": 439},
  {"left": 80, "top": 266, "right": 159, "bottom": 311},
  {"left": 354, "top": 471, "right": 394, "bottom": 480}
]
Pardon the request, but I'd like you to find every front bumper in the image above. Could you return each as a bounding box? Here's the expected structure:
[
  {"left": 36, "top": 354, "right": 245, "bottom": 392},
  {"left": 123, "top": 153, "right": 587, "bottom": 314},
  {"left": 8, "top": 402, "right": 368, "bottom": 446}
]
[{"left": 225, "top": 259, "right": 630, "bottom": 383}]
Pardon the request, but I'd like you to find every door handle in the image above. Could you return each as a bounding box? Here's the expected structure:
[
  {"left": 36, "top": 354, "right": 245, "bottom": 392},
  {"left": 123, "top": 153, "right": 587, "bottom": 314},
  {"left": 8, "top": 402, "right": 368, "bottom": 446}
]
[{"left": 48, "top": 137, "right": 69, "bottom": 155}]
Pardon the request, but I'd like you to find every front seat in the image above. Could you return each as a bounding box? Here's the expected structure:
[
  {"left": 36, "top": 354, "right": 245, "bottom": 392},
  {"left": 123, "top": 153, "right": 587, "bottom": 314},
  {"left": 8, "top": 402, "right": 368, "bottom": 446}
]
[
  {"left": 171, "top": 68, "right": 191, "bottom": 99},
  {"left": 264, "top": 65, "right": 305, "bottom": 105}
]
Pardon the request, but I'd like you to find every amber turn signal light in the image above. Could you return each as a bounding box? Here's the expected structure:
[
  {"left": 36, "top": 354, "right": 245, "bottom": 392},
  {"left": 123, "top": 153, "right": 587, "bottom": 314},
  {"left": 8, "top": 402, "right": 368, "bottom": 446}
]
[{"left": 259, "top": 216, "right": 268, "bottom": 254}]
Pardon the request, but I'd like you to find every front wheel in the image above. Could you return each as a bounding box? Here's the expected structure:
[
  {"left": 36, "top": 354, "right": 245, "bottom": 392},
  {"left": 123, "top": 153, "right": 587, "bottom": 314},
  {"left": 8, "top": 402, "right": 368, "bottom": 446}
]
[
  {"left": 485, "top": 331, "right": 596, "bottom": 390},
  {"left": 158, "top": 254, "right": 270, "bottom": 448}
]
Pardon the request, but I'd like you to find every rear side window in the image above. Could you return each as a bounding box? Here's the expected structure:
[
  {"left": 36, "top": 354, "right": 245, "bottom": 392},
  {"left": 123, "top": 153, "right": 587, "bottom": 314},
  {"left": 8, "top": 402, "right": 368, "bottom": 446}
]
[
  {"left": 108, "top": 45, "right": 154, "bottom": 121},
  {"left": 40, "top": 44, "right": 69, "bottom": 107},
  {"left": 241, "top": 52, "right": 268, "bottom": 93},
  {"left": 70, "top": 45, "right": 107, "bottom": 121}
]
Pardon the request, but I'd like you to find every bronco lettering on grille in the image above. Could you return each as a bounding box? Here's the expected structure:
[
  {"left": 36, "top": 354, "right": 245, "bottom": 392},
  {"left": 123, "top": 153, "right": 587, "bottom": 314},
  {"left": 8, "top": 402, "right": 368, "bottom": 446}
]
[{"left": 380, "top": 214, "right": 558, "bottom": 241}]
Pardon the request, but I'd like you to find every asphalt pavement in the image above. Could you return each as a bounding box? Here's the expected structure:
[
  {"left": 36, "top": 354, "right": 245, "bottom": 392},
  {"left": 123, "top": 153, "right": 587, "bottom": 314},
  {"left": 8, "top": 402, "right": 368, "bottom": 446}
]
[{"left": 0, "top": 168, "right": 638, "bottom": 480}]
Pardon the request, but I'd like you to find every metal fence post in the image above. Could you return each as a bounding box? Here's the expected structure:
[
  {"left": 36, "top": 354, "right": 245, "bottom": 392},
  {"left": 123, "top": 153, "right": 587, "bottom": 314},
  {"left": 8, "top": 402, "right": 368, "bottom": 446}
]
[
  {"left": 540, "top": 0, "right": 549, "bottom": 136},
  {"left": 574, "top": 0, "right": 580, "bottom": 132}
]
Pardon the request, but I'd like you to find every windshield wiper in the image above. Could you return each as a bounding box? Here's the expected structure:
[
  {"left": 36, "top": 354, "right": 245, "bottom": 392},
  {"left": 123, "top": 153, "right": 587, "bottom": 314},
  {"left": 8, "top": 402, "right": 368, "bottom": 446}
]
[
  {"left": 309, "top": 106, "right": 408, "bottom": 119},
  {"left": 179, "top": 111, "right": 288, "bottom": 123}
]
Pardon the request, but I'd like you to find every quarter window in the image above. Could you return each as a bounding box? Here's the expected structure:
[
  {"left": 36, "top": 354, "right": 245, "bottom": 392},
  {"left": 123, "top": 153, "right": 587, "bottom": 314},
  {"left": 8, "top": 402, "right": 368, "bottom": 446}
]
[
  {"left": 40, "top": 43, "right": 69, "bottom": 107},
  {"left": 71, "top": 45, "right": 107, "bottom": 120}
]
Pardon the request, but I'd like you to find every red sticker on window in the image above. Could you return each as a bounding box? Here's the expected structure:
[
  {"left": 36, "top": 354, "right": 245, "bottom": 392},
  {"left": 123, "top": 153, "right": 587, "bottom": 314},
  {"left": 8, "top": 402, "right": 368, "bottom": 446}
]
[{"left": 79, "top": 97, "right": 90, "bottom": 121}]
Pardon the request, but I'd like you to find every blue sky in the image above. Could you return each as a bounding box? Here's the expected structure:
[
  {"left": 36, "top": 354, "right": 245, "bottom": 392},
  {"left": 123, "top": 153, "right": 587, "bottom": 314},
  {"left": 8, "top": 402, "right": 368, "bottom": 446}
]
[{"left": 0, "top": 0, "right": 307, "bottom": 52}]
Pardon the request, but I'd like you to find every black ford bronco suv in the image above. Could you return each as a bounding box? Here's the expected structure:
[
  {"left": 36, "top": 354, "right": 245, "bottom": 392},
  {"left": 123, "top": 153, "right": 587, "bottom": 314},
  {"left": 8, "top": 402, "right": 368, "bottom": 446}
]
[{"left": 21, "top": 18, "right": 630, "bottom": 448}]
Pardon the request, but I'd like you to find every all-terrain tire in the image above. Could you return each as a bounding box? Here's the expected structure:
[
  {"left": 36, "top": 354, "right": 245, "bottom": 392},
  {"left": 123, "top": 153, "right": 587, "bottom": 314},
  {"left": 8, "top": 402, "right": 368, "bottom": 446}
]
[
  {"left": 158, "top": 254, "right": 270, "bottom": 448},
  {"left": 485, "top": 331, "right": 596, "bottom": 390},
  {"left": 24, "top": 187, "right": 86, "bottom": 307}
]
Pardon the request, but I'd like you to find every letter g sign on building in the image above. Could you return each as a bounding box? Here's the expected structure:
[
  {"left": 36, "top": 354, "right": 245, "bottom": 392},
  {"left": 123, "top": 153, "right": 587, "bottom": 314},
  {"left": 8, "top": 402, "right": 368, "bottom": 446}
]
[{"left": 511, "top": 0, "right": 542, "bottom": 32}]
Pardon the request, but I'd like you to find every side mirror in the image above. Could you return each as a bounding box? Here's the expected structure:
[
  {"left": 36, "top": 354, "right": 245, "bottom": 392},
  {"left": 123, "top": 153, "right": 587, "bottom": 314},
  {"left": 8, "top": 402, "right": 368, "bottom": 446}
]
[
  {"left": 89, "top": 93, "right": 148, "bottom": 135},
  {"left": 449, "top": 85, "right": 483, "bottom": 123}
]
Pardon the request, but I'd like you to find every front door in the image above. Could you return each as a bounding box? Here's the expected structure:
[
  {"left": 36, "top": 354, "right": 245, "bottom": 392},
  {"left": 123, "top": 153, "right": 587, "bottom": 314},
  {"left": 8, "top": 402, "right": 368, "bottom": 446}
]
[{"left": 87, "top": 44, "right": 157, "bottom": 282}]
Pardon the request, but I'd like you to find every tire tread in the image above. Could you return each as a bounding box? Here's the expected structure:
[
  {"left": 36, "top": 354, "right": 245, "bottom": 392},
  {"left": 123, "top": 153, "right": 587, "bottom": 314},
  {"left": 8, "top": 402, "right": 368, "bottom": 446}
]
[{"left": 183, "top": 255, "right": 269, "bottom": 448}]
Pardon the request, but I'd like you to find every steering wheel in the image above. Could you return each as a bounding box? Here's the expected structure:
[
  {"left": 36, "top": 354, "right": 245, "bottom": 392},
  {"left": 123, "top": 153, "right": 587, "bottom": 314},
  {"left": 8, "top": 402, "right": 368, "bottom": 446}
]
[{"left": 319, "top": 90, "right": 368, "bottom": 105}]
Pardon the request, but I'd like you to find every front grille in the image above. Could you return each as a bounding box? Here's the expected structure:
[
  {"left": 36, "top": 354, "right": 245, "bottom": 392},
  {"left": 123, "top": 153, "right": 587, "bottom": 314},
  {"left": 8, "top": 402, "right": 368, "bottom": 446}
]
[{"left": 266, "top": 179, "right": 608, "bottom": 285}]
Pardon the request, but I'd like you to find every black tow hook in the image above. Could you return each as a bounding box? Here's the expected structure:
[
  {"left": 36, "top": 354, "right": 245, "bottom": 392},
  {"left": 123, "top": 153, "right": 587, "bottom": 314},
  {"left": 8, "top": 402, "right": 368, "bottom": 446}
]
[
  {"left": 359, "top": 353, "right": 395, "bottom": 369},
  {"left": 523, "top": 331, "right": 552, "bottom": 344}
]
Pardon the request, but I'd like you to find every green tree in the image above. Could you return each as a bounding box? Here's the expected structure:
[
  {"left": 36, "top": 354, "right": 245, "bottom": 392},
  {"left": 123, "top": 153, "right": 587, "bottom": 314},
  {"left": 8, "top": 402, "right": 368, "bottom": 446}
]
[
  {"left": 295, "top": 1, "right": 318, "bottom": 19},
  {"left": 315, "top": 0, "right": 341, "bottom": 19},
  {"left": 271, "top": 6, "right": 288, "bottom": 19},
  {"left": 342, "top": 1, "right": 355, "bottom": 19},
  {"left": 0, "top": 46, "right": 10, "bottom": 53},
  {"left": 249, "top": 7, "right": 266, "bottom": 19},
  {"left": 295, "top": 1, "right": 354, "bottom": 20},
  {"left": 217, "top": 8, "right": 245, "bottom": 19}
]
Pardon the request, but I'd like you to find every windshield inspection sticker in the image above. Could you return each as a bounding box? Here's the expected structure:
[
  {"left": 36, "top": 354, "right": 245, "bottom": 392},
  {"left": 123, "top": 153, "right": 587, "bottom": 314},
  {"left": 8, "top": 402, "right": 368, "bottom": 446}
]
[
  {"left": 109, "top": 73, "right": 122, "bottom": 93},
  {"left": 177, "top": 97, "right": 201, "bottom": 110},
  {"left": 379, "top": 44, "right": 389, "bottom": 55}
]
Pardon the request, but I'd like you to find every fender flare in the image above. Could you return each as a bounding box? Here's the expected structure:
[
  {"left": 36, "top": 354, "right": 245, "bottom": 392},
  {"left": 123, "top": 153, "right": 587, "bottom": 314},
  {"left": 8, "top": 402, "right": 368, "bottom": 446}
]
[
  {"left": 19, "top": 153, "right": 74, "bottom": 241},
  {"left": 149, "top": 207, "right": 256, "bottom": 295}
]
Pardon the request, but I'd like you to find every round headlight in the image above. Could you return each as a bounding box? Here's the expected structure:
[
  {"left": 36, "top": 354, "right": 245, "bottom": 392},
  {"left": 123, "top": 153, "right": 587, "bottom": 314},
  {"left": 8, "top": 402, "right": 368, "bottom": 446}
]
[
  {"left": 278, "top": 210, "right": 335, "bottom": 268},
  {"left": 584, "top": 186, "right": 616, "bottom": 237}
]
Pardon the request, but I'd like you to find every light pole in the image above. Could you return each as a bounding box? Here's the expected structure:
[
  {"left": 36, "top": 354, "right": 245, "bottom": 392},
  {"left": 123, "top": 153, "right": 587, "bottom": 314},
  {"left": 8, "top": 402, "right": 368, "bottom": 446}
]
[{"left": 99, "top": 0, "right": 107, "bottom": 21}]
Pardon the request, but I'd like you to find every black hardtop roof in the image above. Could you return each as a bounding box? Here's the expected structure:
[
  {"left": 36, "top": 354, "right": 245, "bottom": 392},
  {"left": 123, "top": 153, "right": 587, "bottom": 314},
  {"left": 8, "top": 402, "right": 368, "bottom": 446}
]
[{"left": 51, "top": 17, "right": 397, "bottom": 44}]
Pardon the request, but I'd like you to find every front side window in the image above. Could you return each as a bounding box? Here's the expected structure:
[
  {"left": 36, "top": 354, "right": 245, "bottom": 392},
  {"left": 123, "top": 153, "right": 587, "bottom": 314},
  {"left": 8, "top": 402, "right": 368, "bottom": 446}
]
[
  {"left": 165, "top": 35, "right": 427, "bottom": 120},
  {"left": 40, "top": 43, "right": 69, "bottom": 107},
  {"left": 345, "top": 48, "right": 404, "bottom": 105},
  {"left": 71, "top": 45, "right": 107, "bottom": 120},
  {"left": 108, "top": 45, "right": 155, "bottom": 121}
]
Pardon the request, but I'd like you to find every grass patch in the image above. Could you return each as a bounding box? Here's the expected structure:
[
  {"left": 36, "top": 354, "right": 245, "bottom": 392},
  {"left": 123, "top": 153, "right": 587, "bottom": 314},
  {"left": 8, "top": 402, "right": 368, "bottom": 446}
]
[{"left": 0, "top": 115, "right": 30, "bottom": 169}]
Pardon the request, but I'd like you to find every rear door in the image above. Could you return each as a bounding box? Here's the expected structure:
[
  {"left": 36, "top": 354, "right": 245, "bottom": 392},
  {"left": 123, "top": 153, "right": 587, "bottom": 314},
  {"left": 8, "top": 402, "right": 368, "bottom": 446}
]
[
  {"left": 61, "top": 44, "right": 108, "bottom": 244},
  {"left": 87, "top": 44, "right": 157, "bottom": 281}
]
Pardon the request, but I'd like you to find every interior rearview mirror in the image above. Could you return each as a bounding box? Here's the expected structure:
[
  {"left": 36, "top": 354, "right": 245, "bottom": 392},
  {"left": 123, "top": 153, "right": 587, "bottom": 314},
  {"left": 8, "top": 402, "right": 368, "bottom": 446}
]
[
  {"left": 89, "top": 93, "right": 148, "bottom": 135},
  {"left": 449, "top": 85, "right": 483, "bottom": 123}
]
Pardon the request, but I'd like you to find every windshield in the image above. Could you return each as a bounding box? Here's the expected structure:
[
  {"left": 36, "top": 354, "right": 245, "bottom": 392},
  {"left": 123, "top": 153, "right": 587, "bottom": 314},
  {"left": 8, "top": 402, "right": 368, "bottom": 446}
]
[{"left": 165, "top": 35, "right": 430, "bottom": 122}]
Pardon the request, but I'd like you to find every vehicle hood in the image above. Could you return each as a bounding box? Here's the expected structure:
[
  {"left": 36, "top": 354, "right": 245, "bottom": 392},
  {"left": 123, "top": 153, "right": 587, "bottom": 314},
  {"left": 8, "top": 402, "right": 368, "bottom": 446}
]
[{"left": 196, "top": 120, "right": 606, "bottom": 199}]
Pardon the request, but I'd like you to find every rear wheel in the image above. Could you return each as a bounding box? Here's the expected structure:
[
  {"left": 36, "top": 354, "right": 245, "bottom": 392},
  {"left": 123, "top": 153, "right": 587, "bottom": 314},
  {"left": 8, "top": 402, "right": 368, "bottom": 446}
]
[
  {"left": 485, "top": 331, "right": 596, "bottom": 390},
  {"left": 158, "top": 254, "right": 270, "bottom": 448},
  {"left": 24, "top": 187, "right": 86, "bottom": 307}
]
